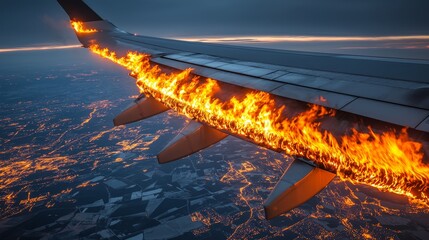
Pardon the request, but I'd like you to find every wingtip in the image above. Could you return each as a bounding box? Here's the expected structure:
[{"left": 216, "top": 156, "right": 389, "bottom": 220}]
[{"left": 57, "top": 0, "right": 103, "bottom": 22}]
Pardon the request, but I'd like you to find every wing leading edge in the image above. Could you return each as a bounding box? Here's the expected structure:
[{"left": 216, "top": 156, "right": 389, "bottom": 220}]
[{"left": 57, "top": 0, "right": 429, "bottom": 219}]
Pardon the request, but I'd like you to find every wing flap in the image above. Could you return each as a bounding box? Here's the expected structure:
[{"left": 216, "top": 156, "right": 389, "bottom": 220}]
[
  {"left": 161, "top": 52, "right": 429, "bottom": 110},
  {"left": 271, "top": 84, "right": 356, "bottom": 109},
  {"left": 151, "top": 57, "right": 284, "bottom": 92},
  {"left": 341, "top": 98, "right": 429, "bottom": 128}
]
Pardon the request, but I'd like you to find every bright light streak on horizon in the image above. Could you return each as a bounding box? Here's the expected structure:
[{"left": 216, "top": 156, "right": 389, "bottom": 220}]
[
  {"left": 175, "top": 35, "right": 429, "bottom": 43},
  {"left": 0, "top": 44, "right": 82, "bottom": 53}
]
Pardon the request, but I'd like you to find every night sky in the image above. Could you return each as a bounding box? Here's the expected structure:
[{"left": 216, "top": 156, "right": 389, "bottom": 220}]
[{"left": 1, "top": 0, "right": 429, "bottom": 48}]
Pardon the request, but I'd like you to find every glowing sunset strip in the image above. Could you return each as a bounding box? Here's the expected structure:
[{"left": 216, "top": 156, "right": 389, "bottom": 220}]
[
  {"left": 175, "top": 35, "right": 429, "bottom": 43},
  {"left": 0, "top": 45, "right": 82, "bottom": 53}
]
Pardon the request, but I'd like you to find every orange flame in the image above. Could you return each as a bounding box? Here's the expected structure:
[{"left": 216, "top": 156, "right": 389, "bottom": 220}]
[
  {"left": 70, "top": 21, "right": 98, "bottom": 33},
  {"left": 89, "top": 44, "right": 429, "bottom": 206}
]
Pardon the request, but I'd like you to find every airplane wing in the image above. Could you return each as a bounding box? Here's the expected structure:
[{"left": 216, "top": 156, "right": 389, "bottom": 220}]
[{"left": 57, "top": 0, "right": 429, "bottom": 219}]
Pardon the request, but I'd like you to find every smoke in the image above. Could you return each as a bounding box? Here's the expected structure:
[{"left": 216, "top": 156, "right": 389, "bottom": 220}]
[{"left": 0, "top": 0, "right": 76, "bottom": 48}]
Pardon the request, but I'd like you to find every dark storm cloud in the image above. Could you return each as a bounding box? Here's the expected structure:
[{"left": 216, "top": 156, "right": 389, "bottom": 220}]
[{"left": 1, "top": 0, "right": 429, "bottom": 47}]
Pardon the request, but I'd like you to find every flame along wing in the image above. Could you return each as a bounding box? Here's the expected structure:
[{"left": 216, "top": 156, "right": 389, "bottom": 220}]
[
  {"left": 58, "top": 0, "right": 429, "bottom": 132},
  {"left": 57, "top": 0, "right": 429, "bottom": 219}
]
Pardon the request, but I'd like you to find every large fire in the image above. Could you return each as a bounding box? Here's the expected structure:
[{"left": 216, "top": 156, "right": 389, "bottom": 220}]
[
  {"left": 70, "top": 21, "right": 98, "bottom": 33},
  {"left": 89, "top": 44, "right": 429, "bottom": 206}
]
